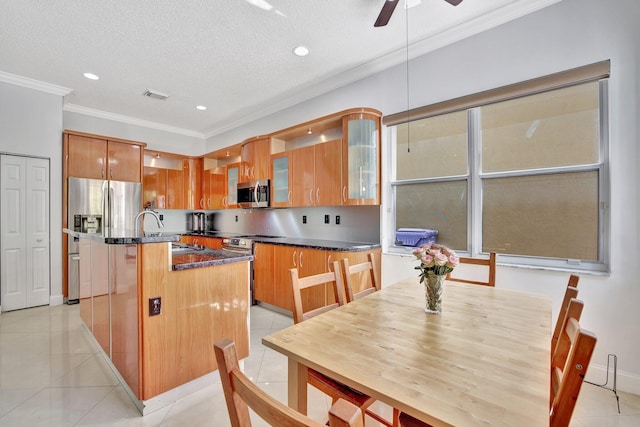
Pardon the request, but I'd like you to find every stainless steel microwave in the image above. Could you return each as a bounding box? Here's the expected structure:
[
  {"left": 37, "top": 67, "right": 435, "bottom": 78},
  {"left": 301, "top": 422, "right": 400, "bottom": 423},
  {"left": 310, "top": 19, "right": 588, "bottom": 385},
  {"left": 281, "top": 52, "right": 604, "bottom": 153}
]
[{"left": 237, "top": 179, "right": 270, "bottom": 208}]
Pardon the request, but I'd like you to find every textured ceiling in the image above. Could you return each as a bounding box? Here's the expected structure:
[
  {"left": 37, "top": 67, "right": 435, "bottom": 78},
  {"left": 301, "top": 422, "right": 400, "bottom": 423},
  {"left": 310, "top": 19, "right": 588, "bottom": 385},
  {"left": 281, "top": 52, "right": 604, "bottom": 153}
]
[{"left": 0, "top": 0, "right": 560, "bottom": 138}]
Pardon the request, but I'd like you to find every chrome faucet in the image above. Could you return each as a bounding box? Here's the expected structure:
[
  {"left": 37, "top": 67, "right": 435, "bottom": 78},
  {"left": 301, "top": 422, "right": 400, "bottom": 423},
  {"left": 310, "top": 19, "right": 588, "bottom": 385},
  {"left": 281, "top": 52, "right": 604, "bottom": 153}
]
[{"left": 135, "top": 210, "right": 164, "bottom": 234}]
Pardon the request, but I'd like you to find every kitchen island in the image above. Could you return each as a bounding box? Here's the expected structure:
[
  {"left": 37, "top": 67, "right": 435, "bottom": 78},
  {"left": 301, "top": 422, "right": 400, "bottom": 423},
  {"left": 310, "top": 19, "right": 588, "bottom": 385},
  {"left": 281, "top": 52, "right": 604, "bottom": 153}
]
[{"left": 63, "top": 228, "right": 252, "bottom": 415}]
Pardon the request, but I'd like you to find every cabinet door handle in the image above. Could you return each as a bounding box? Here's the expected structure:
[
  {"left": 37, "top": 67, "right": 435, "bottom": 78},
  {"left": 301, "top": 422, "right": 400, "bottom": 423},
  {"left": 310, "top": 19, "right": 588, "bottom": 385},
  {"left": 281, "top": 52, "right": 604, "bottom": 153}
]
[
  {"left": 316, "top": 188, "right": 320, "bottom": 204},
  {"left": 288, "top": 191, "right": 291, "bottom": 204},
  {"left": 327, "top": 254, "right": 332, "bottom": 272},
  {"left": 342, "top": 186, "right": 347, "bottom": 202},
  {"left": 299, "top": 251, "right": 303, "bottom": 268},
  {"left": 293, "top": 250, "right": 297, "bottom": 267},
  {"left": 200, "top": 198, "right": 204, "bottom": 209},
  {"left": 309, "top": 189, "right": 313, "bottom": 205}
]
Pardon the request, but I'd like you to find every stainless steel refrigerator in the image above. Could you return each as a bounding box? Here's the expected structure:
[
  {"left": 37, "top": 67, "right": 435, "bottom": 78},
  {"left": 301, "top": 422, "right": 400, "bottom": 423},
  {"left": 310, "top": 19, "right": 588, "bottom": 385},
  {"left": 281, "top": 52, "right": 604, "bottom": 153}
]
[{"left": 67, "top": 177, "right": 141, "bottom": 303}]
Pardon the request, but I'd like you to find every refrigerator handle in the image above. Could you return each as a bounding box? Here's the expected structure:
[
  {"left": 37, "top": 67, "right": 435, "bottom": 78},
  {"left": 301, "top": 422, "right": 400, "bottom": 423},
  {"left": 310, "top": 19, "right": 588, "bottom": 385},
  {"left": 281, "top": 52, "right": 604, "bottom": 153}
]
[{"left": 102, "top": 181, "right": 110, "bottom": 228}]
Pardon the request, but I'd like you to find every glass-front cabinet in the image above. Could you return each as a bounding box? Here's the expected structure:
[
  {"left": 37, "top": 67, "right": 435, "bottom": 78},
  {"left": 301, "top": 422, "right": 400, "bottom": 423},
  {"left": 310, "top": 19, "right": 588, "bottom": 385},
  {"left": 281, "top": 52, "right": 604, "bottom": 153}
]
[
  {"left": 271, "top": 153, "right": 291, "bottom": 207},
  {"left": 226, "top": 163, "right": 239, "bottom": 208},
  {"left": 342, "top": 112, "right": 380, "bottom": 205}
]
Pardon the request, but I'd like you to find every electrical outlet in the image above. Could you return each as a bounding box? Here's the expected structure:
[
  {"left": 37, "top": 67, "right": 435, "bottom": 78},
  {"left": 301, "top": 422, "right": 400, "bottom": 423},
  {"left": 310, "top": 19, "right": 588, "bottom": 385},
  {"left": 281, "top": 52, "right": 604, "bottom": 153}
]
[
  {"left": 324, "top": 214, "right": 330, "bottom": 224},
  {"left": 159, "top": 214, "right": 164, "bottom": 220},
  {"left": 336, "top": 215, "right": 341, "bottom": 225},
  {"left": 302, "top": 215, "right": 307, "bottom": 224},
  {"left": 235, "top": 215, "right": 238, "bottom": 222},
  {"left": 149, "top": 297, "right": 162, "bottom": 316}
]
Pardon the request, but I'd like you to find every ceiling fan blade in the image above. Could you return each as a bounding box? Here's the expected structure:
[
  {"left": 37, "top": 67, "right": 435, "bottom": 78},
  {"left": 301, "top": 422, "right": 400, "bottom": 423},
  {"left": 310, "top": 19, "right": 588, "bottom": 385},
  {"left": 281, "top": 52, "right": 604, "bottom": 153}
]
[
  {"left": 444, "top": 0, "right": 463, "bottom": 5},
  {"left": 374, "top": 0, "right": 400, "bottom": 27}
]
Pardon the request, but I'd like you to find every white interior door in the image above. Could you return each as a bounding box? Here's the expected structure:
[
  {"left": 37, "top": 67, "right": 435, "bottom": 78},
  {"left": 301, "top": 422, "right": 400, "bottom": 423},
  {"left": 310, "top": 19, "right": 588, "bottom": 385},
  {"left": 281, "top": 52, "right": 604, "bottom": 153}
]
[{"left": 1, "top": 155, "right": 50, "bottom": 311}]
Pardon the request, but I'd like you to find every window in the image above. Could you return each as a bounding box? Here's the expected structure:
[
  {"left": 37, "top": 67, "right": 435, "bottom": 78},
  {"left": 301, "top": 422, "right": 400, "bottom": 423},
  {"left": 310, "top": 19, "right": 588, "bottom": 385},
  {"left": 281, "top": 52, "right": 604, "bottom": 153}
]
[{"left": 387, "top": 62, "right": 609, "bottom": 273}]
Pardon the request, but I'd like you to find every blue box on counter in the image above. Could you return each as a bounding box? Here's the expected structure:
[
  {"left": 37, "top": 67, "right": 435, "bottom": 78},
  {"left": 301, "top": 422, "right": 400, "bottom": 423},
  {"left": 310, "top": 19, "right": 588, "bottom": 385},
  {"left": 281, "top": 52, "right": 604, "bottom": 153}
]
[{"left": 395, "top": 228, "right": 438, "bottom": 247}]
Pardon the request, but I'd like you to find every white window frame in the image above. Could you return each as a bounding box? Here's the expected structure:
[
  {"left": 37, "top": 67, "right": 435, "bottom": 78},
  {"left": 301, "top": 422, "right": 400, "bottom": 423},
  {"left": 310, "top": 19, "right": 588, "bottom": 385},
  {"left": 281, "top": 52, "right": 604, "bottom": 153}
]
[{"left": 384, "top": 79, "right": 610, "bottom": 274}]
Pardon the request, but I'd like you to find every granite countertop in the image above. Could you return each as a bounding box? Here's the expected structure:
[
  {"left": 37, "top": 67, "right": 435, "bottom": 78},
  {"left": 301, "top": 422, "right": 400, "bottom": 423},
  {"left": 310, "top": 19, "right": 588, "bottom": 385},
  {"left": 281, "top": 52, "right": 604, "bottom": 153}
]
[
  {"left": 63, "top": 228, "right": 181, "bottom": 244},
  {"left": 182, "top": 231, "right": 380, "bottom": 252},
  {"left": 171, "top": 245, "right": 253, "bottom": 271}
]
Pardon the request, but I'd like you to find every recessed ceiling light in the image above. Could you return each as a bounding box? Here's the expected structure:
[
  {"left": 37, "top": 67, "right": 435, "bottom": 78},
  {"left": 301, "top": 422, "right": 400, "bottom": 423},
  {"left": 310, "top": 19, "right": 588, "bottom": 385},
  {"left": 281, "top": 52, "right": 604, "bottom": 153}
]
[
  {"left": 293, "top": 46, "right": 310, "bottom": 57},
  {"left": 196, "top": 105, "right": 207, "bottom": 111},
  {"left": 83, "top": 72, "right": 99, "bottom": 80}
]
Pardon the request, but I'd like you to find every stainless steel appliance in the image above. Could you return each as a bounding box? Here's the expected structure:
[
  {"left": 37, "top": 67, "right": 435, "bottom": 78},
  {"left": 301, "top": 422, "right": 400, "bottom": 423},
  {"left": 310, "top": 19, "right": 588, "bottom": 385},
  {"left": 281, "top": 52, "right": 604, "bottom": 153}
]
[
  {"left": 221, "top": 235, "right": 255, "bottom": 304},
  {"left": 237, "top": 179, "right": 270, "bottom": 208},
  {"left": 190, "top": 212, "right": 205, "bottom": 232},
  {"left": 66, "top": 177, "right": 141, "bottom": 304}
]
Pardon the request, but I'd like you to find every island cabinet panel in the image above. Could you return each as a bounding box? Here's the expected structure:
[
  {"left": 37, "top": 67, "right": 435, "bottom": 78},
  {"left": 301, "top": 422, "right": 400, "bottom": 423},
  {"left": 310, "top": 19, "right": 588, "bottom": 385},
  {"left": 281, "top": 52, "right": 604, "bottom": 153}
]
[
  {"left": 78, "top": 239, "right": 92, "bottom": 332},
  {"left": 139, "top": 242, "right": 249, "bottom": 400},
  {"left": 253, "top": 243, "right": 275, "bottom": 306},
  {"left": 91, "top": 241, "right": 111, "bottom": 357},
  {"left": 110, "top": 244, "right": 139, "bottom": 398}
]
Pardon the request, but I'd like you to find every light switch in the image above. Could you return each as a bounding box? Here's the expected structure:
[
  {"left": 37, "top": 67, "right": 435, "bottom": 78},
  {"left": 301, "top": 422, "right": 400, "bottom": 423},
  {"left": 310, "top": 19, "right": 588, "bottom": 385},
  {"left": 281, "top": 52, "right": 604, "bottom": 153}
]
[{"left": 149, "top": 297, "right": 162, "bottom": 316}]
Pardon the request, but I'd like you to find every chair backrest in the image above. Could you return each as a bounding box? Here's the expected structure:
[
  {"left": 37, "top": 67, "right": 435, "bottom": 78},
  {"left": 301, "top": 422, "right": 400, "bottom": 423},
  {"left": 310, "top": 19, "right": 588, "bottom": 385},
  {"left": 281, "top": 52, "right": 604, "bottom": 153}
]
[
  {"left": 214, "top": 338, "right": 363, "bottom": 427},
  {"left": 551, "top": 275, "right": 580, "bottom": 356},
  {"left": 549, "top": 317, "right": 597, "bottom": 427},
  {"left": 446, "top": 252, "right": 496, "bottom": 287},
  {"left": 290, "top": 260, "right": 345, "bottom": 324},
  {"left": 340, "top": 253, "right": 381, "bottom": 303}
]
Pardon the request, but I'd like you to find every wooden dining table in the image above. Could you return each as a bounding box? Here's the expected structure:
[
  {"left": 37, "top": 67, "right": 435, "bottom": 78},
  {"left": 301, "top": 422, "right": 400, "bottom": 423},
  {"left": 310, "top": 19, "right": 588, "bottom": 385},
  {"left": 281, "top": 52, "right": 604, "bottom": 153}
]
[{"left": 262, "top": 277, "right": 552, "bottom": 426}]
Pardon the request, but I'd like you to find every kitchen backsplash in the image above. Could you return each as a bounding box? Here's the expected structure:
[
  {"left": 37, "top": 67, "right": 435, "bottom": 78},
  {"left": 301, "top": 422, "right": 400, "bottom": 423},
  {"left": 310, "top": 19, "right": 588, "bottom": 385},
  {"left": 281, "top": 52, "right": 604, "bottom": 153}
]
[{"left": 144, "top": 206, "right": 380, "bottom": 243}]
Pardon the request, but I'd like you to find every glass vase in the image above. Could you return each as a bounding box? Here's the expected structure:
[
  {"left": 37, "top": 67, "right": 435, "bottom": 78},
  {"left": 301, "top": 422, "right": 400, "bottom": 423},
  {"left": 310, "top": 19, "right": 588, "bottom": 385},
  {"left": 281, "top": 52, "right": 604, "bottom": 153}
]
[{"left": 424, "top": 273, "right": 445, "bottom": 314}]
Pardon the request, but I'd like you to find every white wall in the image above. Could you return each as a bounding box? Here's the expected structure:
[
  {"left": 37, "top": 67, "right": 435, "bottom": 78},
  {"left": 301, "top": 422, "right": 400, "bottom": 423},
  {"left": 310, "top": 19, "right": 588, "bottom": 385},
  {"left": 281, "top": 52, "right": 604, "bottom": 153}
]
[
  {"left": 207, "top": 0, "right": 640, "bottom": 393},
  {"left": 64, "top": 111, "right": 206, "bottom": 156},
  {"left": 0, "top": 82, "right": 64, "bottom": 306}
]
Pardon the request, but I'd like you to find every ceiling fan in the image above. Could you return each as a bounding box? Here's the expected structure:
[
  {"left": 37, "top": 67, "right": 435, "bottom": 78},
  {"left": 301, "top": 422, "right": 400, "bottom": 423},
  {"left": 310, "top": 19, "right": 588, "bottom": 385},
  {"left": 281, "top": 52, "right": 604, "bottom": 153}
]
[{"left": 374, "top": 0, "right": 463, "bottom": 27}]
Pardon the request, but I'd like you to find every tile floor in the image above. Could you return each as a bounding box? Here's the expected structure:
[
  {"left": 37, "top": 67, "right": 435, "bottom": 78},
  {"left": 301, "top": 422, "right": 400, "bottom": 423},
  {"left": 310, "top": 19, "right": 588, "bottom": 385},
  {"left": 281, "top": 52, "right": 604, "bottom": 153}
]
[{"left": 0, "top": 303, "right": 638, "bottom": 426}]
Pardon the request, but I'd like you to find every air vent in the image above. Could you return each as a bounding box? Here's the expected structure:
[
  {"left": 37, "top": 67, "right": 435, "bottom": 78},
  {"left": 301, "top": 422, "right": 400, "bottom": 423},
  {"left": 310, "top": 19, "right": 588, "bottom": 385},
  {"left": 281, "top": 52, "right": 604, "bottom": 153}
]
[{"left": 142, "top": 89, "right": 169, "bottom": 100}]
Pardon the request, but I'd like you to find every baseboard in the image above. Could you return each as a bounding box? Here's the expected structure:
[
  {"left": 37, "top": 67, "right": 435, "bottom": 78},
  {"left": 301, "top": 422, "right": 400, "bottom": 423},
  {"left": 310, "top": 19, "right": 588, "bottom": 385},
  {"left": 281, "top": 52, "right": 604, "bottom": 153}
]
[
  {"left": 587, "top": 362, "right": 640, "bottom": 396},
  {"left": 49, "top": 294, "right": 64, "bottom": 306}
]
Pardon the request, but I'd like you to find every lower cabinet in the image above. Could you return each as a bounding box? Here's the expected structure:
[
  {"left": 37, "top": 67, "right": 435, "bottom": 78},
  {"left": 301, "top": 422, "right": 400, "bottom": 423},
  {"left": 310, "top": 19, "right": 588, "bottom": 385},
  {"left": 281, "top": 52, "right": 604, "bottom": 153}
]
[
  {"left": 181, "top": 235, "right": 222, "bottom": 249},
  {"left": 254, "top": 244, "right": 381, "bottom": 313}
]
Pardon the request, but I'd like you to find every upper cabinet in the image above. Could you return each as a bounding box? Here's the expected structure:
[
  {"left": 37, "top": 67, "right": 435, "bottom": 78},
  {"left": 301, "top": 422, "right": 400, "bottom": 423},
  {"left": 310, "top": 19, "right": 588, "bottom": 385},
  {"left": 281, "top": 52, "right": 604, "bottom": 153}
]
[
  {"left": 65, "top": 132, "right": 144, "bottom": 182},
  {"left": 240, "top": 137, "right": 271, "bottom": 182},
  {"left": 342, "top": 112, "right": 381, "bottom": 205},
  {"left": 183, "top": 158, "right": 203, "bottom": 209}
]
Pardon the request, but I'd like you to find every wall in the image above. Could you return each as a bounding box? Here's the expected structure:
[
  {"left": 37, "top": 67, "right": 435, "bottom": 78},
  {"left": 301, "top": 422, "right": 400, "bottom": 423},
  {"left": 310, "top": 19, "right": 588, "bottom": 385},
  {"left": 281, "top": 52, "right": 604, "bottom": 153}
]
[
  {"left": 207, "top": 0, "right": 640, "bottom": 393},
  {"left": 0, "top": 82, "right": 64, "bottom": 306},
  {"left": 64, "top": 111, "right": 205, "bottom": 156}
]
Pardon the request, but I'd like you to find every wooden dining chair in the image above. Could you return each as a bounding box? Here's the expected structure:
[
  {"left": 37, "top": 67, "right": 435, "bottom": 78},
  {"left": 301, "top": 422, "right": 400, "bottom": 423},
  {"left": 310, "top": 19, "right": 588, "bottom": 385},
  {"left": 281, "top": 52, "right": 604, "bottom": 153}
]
[
  {"left": 550, "top": 317, "right": 597, "bottom": 427},
  {"left": 214, "top": 338, "right": 364, "bottom": 427},
  {"left": 340, "top": 253, "right": 381, "bottom": 303},
  {"left": 290, "top": 263, "right": 397, "bottom": 427},
  {"left": 550, "top": 297, "right": 584, "bottom": 406},
  {"left": 551, "top": 275, "right": 580, "bottom": 357},
  {"left": 445, "top": 252, "right": 496, "bottom": 287}
]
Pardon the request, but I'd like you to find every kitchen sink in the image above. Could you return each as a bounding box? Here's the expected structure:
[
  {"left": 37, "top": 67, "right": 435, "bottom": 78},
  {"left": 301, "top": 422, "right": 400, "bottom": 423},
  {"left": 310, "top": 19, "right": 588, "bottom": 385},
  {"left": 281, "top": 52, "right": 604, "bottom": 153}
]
[{"left": 171, "top": 243, "right": 205, "bottom": 253}]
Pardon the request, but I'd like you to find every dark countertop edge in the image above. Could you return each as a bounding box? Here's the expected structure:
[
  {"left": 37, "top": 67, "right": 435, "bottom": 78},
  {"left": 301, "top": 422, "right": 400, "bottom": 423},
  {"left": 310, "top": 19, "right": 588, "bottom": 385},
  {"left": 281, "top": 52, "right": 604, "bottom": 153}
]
[
  {"left": 63, "top": 228, "right": 180, "bottom": 244},
  {"left": 181, "top": 232, "right": 380, "bottom": 251},
  {"left": 171, "top": 254, "right": 254, "bottom": 271}
]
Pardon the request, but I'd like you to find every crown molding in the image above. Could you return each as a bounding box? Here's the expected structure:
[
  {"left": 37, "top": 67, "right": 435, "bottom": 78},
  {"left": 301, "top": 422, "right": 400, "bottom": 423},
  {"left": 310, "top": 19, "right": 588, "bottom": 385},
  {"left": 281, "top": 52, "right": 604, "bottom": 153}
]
[
  {"left": 63, "top": 104, "right": 206, "bottom": 139},
  {"left": 0, "top": 70, "right": 72, "bottom": 96}
]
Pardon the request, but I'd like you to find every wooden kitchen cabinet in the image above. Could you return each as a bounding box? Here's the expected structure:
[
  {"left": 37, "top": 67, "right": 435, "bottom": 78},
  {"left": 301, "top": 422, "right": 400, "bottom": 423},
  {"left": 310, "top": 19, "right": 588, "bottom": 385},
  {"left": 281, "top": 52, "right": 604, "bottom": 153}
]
[
  {"left": 66, "top": 133, "right": 143, "bottom": 182},
  {"left": 253, "top": 243, "right": 276, "bottom": 306},
  {"left": 291, "top": 145, "right": 315, "bottom": 207},
  {"left": 271, "top": 245, "right": 328, "bottom": 313},
  {"left": 143, "top": 166, "right": 183, "bottom": 209},
  {"left": 202, "top": 166, "right": 227, "bottom": 209},
  {"left": 314, "top": 139, "right": 342, "bottom": 206},
  {"left": 241, "top": 137, "right": 271, "bottom": 182},
  {"left": 183, "top": 157, "right": 203, "bottom": 209}
]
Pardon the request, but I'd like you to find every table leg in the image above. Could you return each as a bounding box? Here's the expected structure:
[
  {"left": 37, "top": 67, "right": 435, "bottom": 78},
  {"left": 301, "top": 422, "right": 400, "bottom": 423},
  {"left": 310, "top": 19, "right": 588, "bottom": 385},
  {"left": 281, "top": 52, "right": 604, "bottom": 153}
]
[{"left": 288, "top": 358, "right": 308, "bottom": 414}]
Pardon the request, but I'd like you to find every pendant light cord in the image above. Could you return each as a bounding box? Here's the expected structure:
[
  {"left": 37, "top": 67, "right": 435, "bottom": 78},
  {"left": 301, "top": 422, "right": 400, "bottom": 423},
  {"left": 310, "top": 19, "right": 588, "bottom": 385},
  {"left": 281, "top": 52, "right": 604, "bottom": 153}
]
[{"left": 406, "top": 2, "right": 411, "bottom": 153}]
